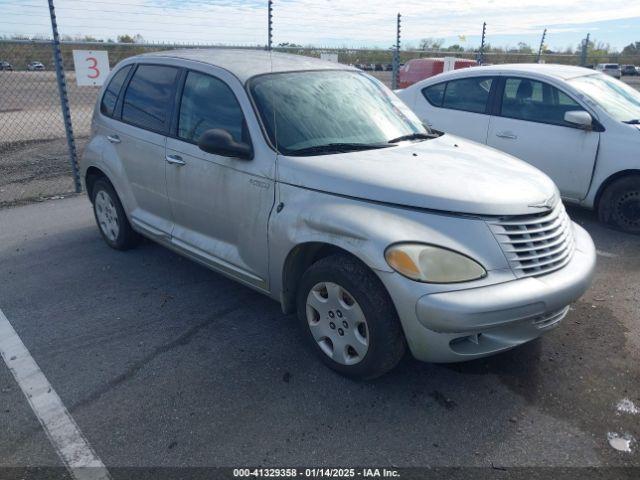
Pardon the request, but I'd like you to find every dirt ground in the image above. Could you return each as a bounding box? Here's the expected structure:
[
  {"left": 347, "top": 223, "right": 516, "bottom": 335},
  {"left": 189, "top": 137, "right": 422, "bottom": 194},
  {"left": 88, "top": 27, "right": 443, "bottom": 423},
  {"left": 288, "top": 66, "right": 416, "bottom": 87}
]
[{"left": 0, "top": 71, "right": 96, "bottom": 206}]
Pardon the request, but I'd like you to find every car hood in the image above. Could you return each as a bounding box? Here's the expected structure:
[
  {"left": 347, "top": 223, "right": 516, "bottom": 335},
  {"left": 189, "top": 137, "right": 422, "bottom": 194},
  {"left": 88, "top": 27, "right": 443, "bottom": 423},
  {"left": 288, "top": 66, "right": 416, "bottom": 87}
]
[{"left": 277, "top": 134, "right": 559, "bottom": 216}]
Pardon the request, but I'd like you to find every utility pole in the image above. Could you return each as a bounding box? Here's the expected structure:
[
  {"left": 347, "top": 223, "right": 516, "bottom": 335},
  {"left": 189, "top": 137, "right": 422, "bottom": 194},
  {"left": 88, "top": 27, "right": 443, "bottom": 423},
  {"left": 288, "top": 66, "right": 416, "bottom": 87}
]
[
  {"left": 392, "top": 13, "right": 401, "bottom": 90},
  {"left": 267, "top": 0, "right": 273, "bottom": 51},
  {"left": 536, "top": 28, "right": 547, "bottom": 63},
  {"left": 478, "top": 22, "right": 486, "bottom": 65},
  {"left": 47, "top": 0, "right": 81, "bottom": 192},
  {"left": 581, "top": 33, "right": 590, "bottom": 66}
]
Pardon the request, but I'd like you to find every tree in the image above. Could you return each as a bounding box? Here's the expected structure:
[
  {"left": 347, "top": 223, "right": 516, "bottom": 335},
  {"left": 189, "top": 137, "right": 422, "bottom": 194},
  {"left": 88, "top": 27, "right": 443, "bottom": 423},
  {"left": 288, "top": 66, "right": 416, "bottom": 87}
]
[
  {"left": 516, "top": 42, "right": 533, "bottom": 53},
  {"left": 445, "top": 44, "right": 465, "bottom": 52},
  {"left": 419, "top": 37, "right": 444, "bottom": 51},
  {"left": 117, "top": 34, "right": 144, "bottom": 44},
  {"left": 579, "top": 39, "right": 615, "bottom": 54},
  {"left": 622, "top": 42, "right": 640, "bottom": 55}
]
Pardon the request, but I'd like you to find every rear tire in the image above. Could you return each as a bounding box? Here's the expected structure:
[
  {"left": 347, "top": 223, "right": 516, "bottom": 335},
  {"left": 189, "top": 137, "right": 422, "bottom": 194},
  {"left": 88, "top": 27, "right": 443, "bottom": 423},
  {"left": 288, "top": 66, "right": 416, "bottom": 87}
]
[
  {"left": 296, "top": 253, "right": 406, "bottom": 379},
  {"left": 598, "top": 175, "right": 640, "bottom": 233},
  {"left": 91, "top": 178, "right": 140, "bottom": 250}
]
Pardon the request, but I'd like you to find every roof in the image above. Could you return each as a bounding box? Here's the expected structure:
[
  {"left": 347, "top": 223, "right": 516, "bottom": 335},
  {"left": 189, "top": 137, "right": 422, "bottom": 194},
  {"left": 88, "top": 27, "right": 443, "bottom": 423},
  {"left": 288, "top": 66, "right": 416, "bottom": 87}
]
[
  {"left": 137, "top": 48, "right": 355, "bottom": 83},
  {"left": 431, "top": 63, "right": 598, "bottom": 82}
]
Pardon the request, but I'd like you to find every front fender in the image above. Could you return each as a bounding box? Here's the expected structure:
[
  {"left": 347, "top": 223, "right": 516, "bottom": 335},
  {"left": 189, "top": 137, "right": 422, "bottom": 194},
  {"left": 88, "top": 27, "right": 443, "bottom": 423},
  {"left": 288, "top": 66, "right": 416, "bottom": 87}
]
[{"left": 268, "top": 183, "right": 512, "bottom": 304}]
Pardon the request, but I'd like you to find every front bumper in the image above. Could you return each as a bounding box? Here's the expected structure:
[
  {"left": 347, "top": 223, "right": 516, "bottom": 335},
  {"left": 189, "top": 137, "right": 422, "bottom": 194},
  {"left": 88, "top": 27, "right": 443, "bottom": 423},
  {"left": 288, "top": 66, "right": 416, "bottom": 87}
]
[{"left": 385, "top": 222, "right": 596, "bottom": 363}]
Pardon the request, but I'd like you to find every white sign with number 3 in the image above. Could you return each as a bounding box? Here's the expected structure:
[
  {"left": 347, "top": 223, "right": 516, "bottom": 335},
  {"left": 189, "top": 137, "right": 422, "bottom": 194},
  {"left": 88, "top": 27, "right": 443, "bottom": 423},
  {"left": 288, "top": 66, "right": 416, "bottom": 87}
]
[{"left": 72, "top": 50, "right": 110, "bottom": 86}]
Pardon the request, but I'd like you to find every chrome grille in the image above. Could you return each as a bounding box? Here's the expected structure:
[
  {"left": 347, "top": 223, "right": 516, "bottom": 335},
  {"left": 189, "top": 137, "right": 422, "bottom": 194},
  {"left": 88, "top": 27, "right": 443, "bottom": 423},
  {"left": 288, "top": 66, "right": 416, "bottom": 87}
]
[{"left": 488, "top": 202, "right": 575, "bottom": 278}]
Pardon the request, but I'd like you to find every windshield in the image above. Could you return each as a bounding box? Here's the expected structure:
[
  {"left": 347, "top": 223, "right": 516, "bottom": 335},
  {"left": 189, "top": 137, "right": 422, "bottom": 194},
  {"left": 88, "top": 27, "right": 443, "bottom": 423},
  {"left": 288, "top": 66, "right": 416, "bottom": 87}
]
[
  {"left": 569, "top": 73, "right": 640, "bottom": 123},
  {"left": 249, "top": 70, "right": 426, "bottom": 155}
]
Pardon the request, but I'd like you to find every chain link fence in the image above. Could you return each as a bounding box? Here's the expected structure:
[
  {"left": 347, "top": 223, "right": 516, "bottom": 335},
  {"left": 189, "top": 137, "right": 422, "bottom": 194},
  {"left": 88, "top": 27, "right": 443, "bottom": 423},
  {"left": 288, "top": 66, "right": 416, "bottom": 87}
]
[
  {"left": 2, "top": 37, "right": 640, "bottom": 207},
  {"left": 0, "top": 40, "right": 197, "bottom": 206},
  {"left": 0, "top": 40, "right": 71, "bottom": 206}
]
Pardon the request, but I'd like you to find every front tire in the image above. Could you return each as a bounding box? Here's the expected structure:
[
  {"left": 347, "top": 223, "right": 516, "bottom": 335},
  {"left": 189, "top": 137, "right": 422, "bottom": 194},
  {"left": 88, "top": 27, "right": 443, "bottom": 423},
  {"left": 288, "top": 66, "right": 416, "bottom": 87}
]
[
  {"left": 598, "top": 175, "right": 640, "bottom": 233},
  {"left": 91, "top": 178, "right": 140, "bottom": 250},
  {"left": 296, "top": 254, "right": 406, "bottom": 379}
]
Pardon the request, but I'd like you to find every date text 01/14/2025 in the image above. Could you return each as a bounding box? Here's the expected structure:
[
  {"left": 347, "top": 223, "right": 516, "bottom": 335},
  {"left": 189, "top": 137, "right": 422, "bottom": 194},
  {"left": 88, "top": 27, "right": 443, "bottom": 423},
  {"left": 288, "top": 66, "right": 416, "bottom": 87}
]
[{"left": 232, "top": 468, "right": 400, "bottom": 478}]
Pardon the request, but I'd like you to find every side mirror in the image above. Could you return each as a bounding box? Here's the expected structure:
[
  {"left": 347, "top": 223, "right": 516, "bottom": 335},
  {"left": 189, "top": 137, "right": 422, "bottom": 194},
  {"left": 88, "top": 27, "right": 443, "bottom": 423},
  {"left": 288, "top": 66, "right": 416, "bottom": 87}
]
[
  {"left": 564, "top": 110, "right": 593, "bottom": 130},
  {"left": 197, "top": 129, "right": 253, "bottom": 160}
]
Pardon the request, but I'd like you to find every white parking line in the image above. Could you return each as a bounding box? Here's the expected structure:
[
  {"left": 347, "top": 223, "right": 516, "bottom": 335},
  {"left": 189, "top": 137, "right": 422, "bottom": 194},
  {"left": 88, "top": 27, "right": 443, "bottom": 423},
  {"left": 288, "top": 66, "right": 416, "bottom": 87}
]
[{"left": 0, "top": 308, "right": 111, "bottom": 480}]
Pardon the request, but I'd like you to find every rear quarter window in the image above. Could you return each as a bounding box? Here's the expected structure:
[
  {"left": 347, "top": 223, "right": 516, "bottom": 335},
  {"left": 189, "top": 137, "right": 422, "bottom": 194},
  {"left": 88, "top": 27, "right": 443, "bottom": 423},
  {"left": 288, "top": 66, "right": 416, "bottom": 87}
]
[
  {"left": 100, "top": 65, "right": 132, "bottom": 117},
  {"left": 421, "top": 83, "right": 446, "bottom": 107}
]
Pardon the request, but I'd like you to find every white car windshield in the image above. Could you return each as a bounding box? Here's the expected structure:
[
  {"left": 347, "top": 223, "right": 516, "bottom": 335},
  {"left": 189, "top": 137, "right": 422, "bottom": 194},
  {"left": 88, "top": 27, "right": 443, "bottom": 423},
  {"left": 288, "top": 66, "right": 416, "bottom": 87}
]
[
  {"left": 249, "top": 70, "right": 427, "bottom": 155},
  {"left": 569, "top": 73, "right": 640, "bottom": 123}
]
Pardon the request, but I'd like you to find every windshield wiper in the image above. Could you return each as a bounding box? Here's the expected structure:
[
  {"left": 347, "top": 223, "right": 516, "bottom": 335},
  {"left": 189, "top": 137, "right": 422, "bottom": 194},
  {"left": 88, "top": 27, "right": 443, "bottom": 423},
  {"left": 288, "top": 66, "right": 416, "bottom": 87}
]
[
  {"left": 387, "top": 132, "right": 437, "bottom": 143},
  {"left": 286, "top": 142, "right": 393, "bottom": 156},
  {"left": 623, "top": 119, "right": 640, "bottom": 124}
]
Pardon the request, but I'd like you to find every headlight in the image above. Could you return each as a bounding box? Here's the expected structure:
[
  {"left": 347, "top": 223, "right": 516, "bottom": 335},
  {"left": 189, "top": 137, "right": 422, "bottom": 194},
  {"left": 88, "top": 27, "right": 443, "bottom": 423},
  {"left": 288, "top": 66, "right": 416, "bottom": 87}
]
[{"left": 384, "top": 243, "right": 486, "bottom": 283}]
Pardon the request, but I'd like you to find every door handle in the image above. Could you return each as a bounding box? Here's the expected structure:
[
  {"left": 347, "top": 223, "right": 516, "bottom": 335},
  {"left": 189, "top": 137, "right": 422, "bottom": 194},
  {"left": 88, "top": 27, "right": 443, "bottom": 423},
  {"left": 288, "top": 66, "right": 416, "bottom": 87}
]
[
  {"left": 166, "top": 154, "right": 186, "bottom": 166},
  {"left": 496, "top": 131, "right": 518, "bottom": 140},
  {"left": 106, "top": 134, "right": 121, "bottom": 144}
]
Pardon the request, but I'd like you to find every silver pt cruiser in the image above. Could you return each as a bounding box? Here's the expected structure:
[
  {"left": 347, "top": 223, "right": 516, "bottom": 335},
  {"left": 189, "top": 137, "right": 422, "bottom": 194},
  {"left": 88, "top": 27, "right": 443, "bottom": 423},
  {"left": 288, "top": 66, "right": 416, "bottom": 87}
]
[{"left": 81, "top": 50, "right": 596, "bottom": 378}]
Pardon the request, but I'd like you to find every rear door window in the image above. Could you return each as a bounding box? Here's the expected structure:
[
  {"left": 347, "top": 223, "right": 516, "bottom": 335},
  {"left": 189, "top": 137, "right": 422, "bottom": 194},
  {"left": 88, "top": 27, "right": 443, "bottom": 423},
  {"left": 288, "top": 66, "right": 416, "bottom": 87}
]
[
  {"left": 122, "top": 64, "right": 179, "bottom": 133},
  {"left": 442, "top": 77, "right": 493, "bottom": 113},
  {"left": 100, "top": 65, "right": 131, "bottom": 117}
]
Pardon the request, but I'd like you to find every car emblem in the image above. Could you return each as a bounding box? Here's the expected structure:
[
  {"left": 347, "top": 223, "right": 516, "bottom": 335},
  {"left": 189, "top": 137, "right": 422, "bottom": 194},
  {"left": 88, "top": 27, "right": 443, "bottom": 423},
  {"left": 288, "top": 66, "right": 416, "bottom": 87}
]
[{"left": 529, "top": 195, "right": 556, "bottom": 210}]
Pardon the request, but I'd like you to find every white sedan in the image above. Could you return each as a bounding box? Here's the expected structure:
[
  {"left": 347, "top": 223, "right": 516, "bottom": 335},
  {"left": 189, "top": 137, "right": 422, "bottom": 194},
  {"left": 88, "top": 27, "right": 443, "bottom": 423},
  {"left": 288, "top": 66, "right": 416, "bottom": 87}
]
[{"left": 397, "top": 64, "right": 640, "bottom": 232}]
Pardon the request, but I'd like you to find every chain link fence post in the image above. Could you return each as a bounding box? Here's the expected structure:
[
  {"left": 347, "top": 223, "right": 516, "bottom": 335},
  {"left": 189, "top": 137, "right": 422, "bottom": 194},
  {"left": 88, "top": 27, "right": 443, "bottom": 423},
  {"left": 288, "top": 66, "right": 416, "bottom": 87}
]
[
  {"left": 477, "top": 22, "right": 487, "bottom": 65},
  {"left": 47, "top": 0, "right": 81, "bottom": 193},
  {"left": 267, "top": 0, "right": 273, "bottom": 51},
  {"left": 536, "top": 28, "right": 547, "bottom": 63},
  {"left": 581, "top": 33, "right": 590, "bottom": 66},
  {"left": 391, "top": 13, "right": 401, "bottom": 90}
]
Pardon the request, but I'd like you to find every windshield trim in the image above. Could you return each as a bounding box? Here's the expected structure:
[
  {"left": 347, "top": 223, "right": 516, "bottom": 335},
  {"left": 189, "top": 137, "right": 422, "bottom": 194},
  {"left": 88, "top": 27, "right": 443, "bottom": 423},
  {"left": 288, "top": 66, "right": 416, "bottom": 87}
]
[{"left": 244, "top": 68, "right": 362, "bottom": 155}]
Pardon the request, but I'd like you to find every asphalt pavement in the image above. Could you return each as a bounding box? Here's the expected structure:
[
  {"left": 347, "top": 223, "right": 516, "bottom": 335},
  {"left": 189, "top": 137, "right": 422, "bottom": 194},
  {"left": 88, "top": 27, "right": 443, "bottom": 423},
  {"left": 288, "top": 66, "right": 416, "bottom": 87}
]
[{"left": 0, "top": 196, "right": 639, "bottom": 477}]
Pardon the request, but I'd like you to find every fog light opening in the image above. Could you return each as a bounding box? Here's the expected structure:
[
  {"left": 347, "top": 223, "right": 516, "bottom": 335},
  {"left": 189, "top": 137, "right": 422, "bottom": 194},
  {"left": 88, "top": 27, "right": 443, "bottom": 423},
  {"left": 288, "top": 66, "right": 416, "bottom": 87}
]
[{"left": 450, "top": 333, "right": 481, "bottom": 346}]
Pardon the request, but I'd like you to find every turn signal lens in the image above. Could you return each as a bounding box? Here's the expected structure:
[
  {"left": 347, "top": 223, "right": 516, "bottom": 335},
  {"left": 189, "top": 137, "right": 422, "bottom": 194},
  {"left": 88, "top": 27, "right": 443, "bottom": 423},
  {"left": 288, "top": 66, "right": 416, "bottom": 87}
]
[
  {"left": 385, "top": 249, "right": 421, "bottom": 278},
  {"left": 385, "top": 243, "right": 486, "bottom": 283}
]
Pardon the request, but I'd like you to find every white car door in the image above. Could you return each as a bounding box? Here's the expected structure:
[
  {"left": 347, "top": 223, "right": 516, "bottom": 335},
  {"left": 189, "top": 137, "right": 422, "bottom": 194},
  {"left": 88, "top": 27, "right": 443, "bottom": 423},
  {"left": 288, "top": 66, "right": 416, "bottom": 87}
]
[
  {"left": 408, "top": 76, "right": 495, "bottom": 144},
  {"left": 486, "top": 77, "right": 599, "bottom": 201}
]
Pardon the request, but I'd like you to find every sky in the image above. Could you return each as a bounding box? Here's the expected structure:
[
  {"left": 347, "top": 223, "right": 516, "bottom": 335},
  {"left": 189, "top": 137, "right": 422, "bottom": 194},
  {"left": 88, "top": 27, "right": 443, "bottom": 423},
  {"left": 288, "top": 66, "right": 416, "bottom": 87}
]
[{"left": 2, "top": 0, "right": 640, "bottom": 51}]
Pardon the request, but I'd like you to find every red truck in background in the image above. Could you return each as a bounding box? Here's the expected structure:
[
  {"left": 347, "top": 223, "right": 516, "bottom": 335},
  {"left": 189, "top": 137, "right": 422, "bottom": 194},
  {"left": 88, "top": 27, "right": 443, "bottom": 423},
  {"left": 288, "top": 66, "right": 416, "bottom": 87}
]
[{"left": 398, "top": 58, "right": 478, "bottom": 88}]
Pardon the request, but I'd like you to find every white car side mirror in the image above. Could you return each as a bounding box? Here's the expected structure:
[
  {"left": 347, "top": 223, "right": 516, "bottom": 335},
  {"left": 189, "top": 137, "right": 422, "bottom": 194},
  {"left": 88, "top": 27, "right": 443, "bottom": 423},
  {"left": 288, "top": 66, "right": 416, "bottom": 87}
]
[{"left": 564, "top": 110, "right": 593, "bottom": 129}]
